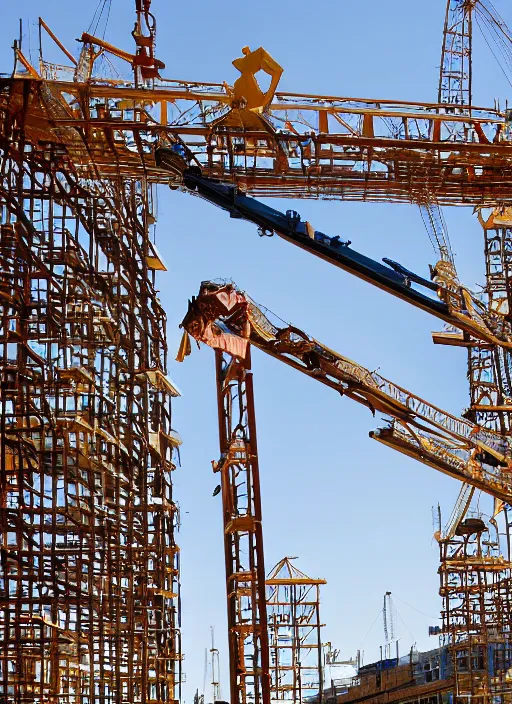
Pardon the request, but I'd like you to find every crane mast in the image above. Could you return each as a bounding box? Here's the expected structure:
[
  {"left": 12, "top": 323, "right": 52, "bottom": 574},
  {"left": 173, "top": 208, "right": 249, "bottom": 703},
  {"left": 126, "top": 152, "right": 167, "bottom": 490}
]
[
  {"left": 213, "top": 349, "right": 271, "bottom": 704},
  {"left": 430, "top": 0, "right": 475, "bottom": 290},
  {"left": 210, "top": 627, "right": 221, "bottom": 703},
  {"left": 382, "top": 592, "right": 396, "bottom": 661},
  {"left": 439, "top": 1, "right": 475, "bottom": 108},
  {"left": 469, "top": 211, "right": 512, "bottom": 433}
]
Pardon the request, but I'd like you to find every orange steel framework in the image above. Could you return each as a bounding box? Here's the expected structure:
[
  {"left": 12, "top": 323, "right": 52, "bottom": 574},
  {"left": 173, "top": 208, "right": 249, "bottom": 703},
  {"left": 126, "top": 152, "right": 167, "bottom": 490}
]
[
  {"left": 0, "top": 135, "right": 182, "bottom": 702},
  {"left": 2, "top": 5, "right": 512, "bottom": 207},
  {"left": 18, "top": 74, "right": 512, "bottom": 205},
  {"left": 213, "top": 349, "right": 270, "bottom": 704},
  {"left": 0, "top": 4, "right": 183, "bottom": 704},
  {"left": 266, "top": 558, "right": 325, "bottom": 703},
  {"left": 437, "top": 205, "right": 512, "bottom": 704},
  {"left": 3, "top": 2, "right": 512, "bottom": 704},
  {"left": 437, "top": 504, "right": 512, "bottom": 704}
]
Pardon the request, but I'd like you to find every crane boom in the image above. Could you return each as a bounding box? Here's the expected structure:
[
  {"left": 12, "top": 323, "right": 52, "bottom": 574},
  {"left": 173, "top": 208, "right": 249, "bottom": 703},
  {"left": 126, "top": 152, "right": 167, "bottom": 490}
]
[
  {"left": 18, "top": 70, "right": 510, "bottom": 205},
  {"left": 180, "top": 281, "right": 512, "bottom": 503},
  {"left": 178, "top": 168, "right": 512, "bottom": 352}
]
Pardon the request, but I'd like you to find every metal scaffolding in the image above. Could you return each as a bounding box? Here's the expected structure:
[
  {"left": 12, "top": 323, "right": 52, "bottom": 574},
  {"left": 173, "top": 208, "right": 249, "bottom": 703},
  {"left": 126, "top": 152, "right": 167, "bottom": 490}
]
[
  {"left": 2, "top": 1, "right": 512, "bottom": 703},
  {"left": 438, "top": 515, "right": 512, "bottom": 704},
  {"left": 0, "top": 87, "right": 182, "bottom": 704},
  {"left": 266, "top": 558, "right": 325, "bottom": 703},
  {"left": 435, "top": 207, "right": 512, "bottom": 704}
]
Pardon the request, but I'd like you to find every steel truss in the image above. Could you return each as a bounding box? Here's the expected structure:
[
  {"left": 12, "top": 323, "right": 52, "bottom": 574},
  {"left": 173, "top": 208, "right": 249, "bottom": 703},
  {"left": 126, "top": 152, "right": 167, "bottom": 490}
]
[
  {"left": 214, "top": 349, "right": 270, "bottom": 704},
  {"left": 0, "top": 82, "right": 182, "bottom": 704},
  {"left": 438, "top": 521, "right": 512, "bottom": 704},
  {"left": 266, "top": 558, "right": 325, "bottom": 703}
]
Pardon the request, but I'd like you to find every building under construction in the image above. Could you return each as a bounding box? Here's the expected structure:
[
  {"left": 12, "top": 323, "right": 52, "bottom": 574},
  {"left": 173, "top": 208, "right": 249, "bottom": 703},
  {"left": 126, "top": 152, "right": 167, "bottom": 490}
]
[
  {"left": 4, "top": 1, "right": 512, "bottom": 704},
  {"left": 0, "top": 10, "right": 183, "bottom": 702}
]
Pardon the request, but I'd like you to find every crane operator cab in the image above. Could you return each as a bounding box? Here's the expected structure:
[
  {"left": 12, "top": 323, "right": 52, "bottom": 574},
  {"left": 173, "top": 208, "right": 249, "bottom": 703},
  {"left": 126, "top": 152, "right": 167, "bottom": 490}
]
[{"left": 155, "top": 141, "right": 188, "bottom": 176}]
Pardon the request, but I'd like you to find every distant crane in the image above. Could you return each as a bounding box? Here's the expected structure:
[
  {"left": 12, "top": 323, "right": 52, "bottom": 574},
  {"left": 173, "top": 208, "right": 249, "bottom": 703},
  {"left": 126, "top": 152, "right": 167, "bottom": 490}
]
[
  {"left": 382, "top": 592, "right": 397, "bottom": 661},
  {"left": 210, "top": 627, "right": 221, "bottom": 703}
]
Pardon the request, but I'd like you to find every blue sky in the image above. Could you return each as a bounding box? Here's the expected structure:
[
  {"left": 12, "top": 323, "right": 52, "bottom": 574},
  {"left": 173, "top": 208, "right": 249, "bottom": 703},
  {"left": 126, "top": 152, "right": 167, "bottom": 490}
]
[{"left": 2, "top": 1, "right": 512, "bottom": 701}]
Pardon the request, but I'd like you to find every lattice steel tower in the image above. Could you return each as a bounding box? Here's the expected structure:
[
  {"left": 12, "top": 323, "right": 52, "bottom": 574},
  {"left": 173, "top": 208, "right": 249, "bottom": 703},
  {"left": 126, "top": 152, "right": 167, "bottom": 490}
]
[
  {"left": 0, "top": 79, "right": 182, "bottom": 704},
  {"left": 266, "top": 557, "right": 325, "bottom": 703}
]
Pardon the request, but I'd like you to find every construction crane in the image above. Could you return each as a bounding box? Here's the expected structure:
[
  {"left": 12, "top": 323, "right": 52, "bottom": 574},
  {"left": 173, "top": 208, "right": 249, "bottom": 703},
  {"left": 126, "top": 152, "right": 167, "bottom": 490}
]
[
  {"left": 166, "top": 0, "right": 512, "bottom": 566},
  {"left": 382, "top": 592, "right": 397, "bottom": 662},
  {"left": 173, "top": 167, "right": 512, "bottom": 352},
  {"left": 179, "top": 280, "right": 512, "bottom": 502},
  {"left": 168, "top": 22, "right": 512, "bottom": 702},
  {"left": 175, "top": 162, "right": 512, "bottom": 449},
  {"left": 176, "top": 167, "right": 512, "bottom": 543},
  {"left": 178, "top": 278, "right": 512, "bottom": 704},
  {"left": 178, "top": 277, "right": 512, "bottom": 704}
]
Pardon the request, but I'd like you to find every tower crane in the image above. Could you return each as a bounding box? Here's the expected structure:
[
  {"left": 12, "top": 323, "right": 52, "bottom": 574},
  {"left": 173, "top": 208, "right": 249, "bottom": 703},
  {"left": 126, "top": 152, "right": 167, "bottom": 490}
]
[
  {"left": 170, "top": 9, "right": 512, "bottom": 703},
  {"left": 178, "top": 278, "right": 512, "bottom": 704},
  {"left": 383, "top": 592, "right": 396, "bottom": 662},
  {"left": 167, "top": 7, "right": 512, "bottom": 644}
]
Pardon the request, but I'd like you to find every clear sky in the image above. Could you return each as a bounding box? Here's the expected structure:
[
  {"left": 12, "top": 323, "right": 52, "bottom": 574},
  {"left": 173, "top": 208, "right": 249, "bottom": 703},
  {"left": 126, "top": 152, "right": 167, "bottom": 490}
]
[{"left": 2, "top": 2, "right": 512, "bottom": 702}]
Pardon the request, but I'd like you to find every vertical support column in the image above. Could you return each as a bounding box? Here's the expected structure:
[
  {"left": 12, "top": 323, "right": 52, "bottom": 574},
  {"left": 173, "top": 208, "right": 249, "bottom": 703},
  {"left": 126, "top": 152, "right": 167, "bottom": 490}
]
[
  {"left": 465, "top": 216, "right": 512, "bottom": 433},
  {"left": 438, "top": 0, "right": 473, "bottom": 109},
  {"left": 439, "top": 521, "right": 512, "bottom": 704},
  {"left": 214, "top": 349, "right": 270, "bottom": 704},
  {"left": 438, "top": 211, "right": 512, "bottom": 704}
]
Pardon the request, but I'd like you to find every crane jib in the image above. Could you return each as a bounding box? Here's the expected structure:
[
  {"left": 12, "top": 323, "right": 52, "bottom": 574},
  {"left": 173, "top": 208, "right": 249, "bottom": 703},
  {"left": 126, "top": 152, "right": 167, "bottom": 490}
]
[
  {"left": 182, "top": 170, "right": 452, "bottom": 320},
  {"left": 180, "top": 281, "right": 512, "bottom": 503}
]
